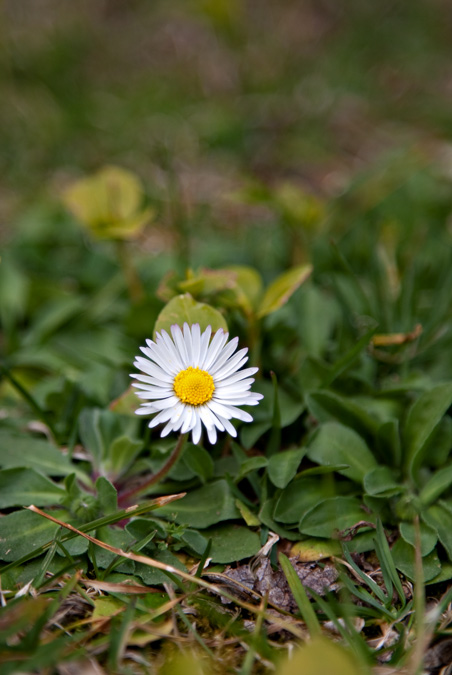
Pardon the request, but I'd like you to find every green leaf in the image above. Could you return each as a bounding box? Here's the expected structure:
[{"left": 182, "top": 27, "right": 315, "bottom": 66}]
[
  {"left": 391, "top": 538, "right": 441, "bottom": 583},
  {"left": 419, "top": 465, "right": 452, "bottom": 506},
  {"left": 96, "top": 476, "right": 118, "bottom": 515},
  {"left": 156, "top": 480, "right": 239, "bottom": 528},
  {"left": 296, "top": 285, "right": 338, "bottom": 358},
  {"left": 62, "top": 165, "right": 152, "bottom": 239},
  {"left": 376, "top": 419, "right": 401, "bottom": 468},
  {"left": 203, "top": 524, "right": 261, "bottom": 563},
  {"left": 274, "top": 478, "right": 336, "bottom": 524},
  {"left": 0, "top": 430, "right": 75, "bottom": 477},
  {"left": 257, "top": 264, "right": 312, "bottom": 318},
  {"left": 399, "top": 522, "right": 437, "bottom": 557},
  {"left": 181, "top": 444, "right": 214, "bottom": 484},
  {"left": 78, "top": 408, "right": 105, "bottom": 470},
  {"left": 363, "top": 466, "right": 404, "bottom": 497},
  {"left": 235, "top": 499, "right": 260, "bottom": 526},
  {"left": 299, "top": 496, "right": 372, "bottom": 539},
  {"left": 267, "top": 447, "right": 306, "bottom": 488},
  {"left": 306, "top": 391, "right": 379, "bottom": 438},
  {"left": 237, "top": 456, "right": 268, "bottom": 481},
  {"left": 0, "top": 468, "right": 65, "bottom": 507},
  {"left": 223, "top": 265, "right": 263, "bottom": 313},
  {"left": 422, "top": 503, "right": 452, "bottom": 559},
  {"left": 154, "top": 294, "right": 228, "bottom": 337},
  {"left": 93, "top": 527, "right": 135, "bottom": 572},
  {"left": 403, "top": 382, "right": 452, "bottom": 479},
  {"left": 0, "top": 510, "right": 59, "bottom": 561},
  {"left": 307, "top": 422, "right": 377, "bottom": 484},
  {"left": 104, "top": 435, "right": 143, "bottom": 478}
]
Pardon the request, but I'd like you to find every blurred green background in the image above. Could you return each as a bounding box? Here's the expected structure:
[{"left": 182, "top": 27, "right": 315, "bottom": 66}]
[{"left": 2, "top": 0, "right": 452, "bottom": 226}]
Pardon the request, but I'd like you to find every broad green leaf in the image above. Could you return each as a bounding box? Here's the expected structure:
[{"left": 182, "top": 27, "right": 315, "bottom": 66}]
[
  {"left": 422, "top": 503, "right": 452, "bottom": 559},
  {"left": 259, "top": 499, "right": 301, "bottom": 541},
  {"left": 135, "top": 548, "right": 188, "bottom": 586},
  {"left": 391, "top": 538, "right": 441, "bottom": 583},
  {"left": 0, "top": 510, "right": 59, "bottom": 561},
  {"left": 0, "top": 468, "right": 65, "bottom": 507},
  {"left": 307, "top": 422, "right": 377, "bottom": 484},
  {"left": 0, "top": 430, "right": 75, "bottom": 477},
  {"left": 363, "top": 466, "right": 403, "bottom": 497},
  {"left": 422, "top": 415, "right": 452, "bottom": 468},
  {"left": 154, "top": 294, "right": 228, "bottom": 337},
  {"left": 96, "top": 476, "right": 118, "bottom": 515},
  {"left": 78, "top": 408, "right": 105, "bottom": 469},
  {"left": 182, "top": 444, "right": 214, "bottom": 484},
  {"left": 306, "top": 391, "right": 379, "bottom": 438},
  {"left": 92, "top": 526, "right": 135, "bottom": 572},
  {"left": 419, "top": 464, "right": 452, "bottom": 506},
  {"left": 299, "top": 496, "right": 373, "bottom": 539},
  {"left": 257, "top": 264, "right": 312, "bottom": 318},
  {"left": 202, "top": 524, "right": 261, "bottom": 563},
  {"left": 403, "top": 382, "right": 452, "bottom": 478},
  {"left": 237, "top": 456, "right": 268, "bottom": 481},
  {"left": 157, "top": 480, "right": 239, "bottom": 528},
  {"left": 104, "top": 435, "right": 143, "bottom": 478},
  {"left": 399, "top": 522, "right": 437, "bottom": 557},
  {"left": 275, "top": 637, "right": 365, "bottom": 675},
  {"left": 274, "top": 478, "right": 336, "bottom": 524},
  {"left": 267, "top": 447, "right": 306, "bottom": 488}
]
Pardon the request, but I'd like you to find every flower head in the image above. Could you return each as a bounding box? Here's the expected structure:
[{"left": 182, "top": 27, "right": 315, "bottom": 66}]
[{"left": 131, "top": 323, "right": 263, "bottom": 445}]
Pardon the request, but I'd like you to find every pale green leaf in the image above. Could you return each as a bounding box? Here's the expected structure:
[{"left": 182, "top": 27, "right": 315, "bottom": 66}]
[{"left": 257, "top": 264, "right": 312, "bottom": 318}]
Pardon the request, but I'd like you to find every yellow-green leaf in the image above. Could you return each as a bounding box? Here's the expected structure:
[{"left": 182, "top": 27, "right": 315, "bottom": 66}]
[
  {"left": 63, "top": 165, "right": 153, "bottom": 240},
  {"left": 275, "top": 637, "right": 367, "bottom": 675},
  {"left": 257, "top": 264, "right": 312, "bottom": 318},
  {"left": 154, "top": 294, "right": 228, "bottom": 337}
]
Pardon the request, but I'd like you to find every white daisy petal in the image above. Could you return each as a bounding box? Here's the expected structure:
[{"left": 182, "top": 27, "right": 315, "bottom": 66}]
[
  {"left": 217, "top": 415, "right": 237, "bottom": 437},
  {"left": 131, "top": 324, "right": 263, "bottom": 444},
  {"left": 206, "top": 425, "right": 217, "bottom": 445},
  {"left": 198, "top": 325, "right": 212, "bottom": 366},
  {"left": 183, "top": 323, "right": 193, "bottom": 364},
  {"left": 192, "top": 413, "right": 203, "bottom": 444},
  {"left": 201, "top": 329, "right": 229, "bottom": 370},
  {"left": 208, "top": 339, "right": 241, "bottom": 375},
  {"left": 212, "top": 350, "right": 248, "bottom": 378},
  {"left": 215, "top": 367, "right": 258, "bottom": 385},
  {"left": 171, "top": 324, "right": 190, "bottom": 366},
  {"left": 158, "top": 331, "right": 184, "bottom": 372},
  {"left": 191, "top": 323, "right": 201, "bottom": 366}
]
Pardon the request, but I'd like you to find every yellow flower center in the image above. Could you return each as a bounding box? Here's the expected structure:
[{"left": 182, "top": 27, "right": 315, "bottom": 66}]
[{"left": 173, "top": 367, "right": 215, "bottom": 406}]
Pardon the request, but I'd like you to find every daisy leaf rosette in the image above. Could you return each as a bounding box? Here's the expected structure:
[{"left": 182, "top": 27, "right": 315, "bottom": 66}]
[{"left": 131, "top": 323, "right": 263, "bottom": 445}]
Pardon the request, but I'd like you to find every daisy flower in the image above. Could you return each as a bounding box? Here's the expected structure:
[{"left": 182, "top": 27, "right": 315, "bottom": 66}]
[{"left": 131, "top": 323, "right": 263, "bottom": 445}]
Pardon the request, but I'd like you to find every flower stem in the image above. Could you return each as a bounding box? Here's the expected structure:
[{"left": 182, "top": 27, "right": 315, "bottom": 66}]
[{"left": 118, "top": 433, "right": 188, "bottom": 505}]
